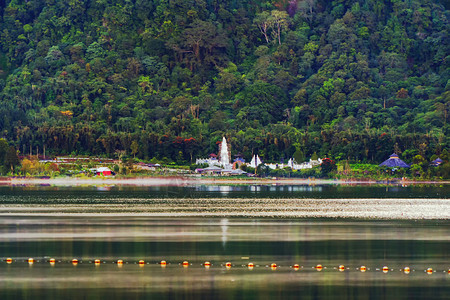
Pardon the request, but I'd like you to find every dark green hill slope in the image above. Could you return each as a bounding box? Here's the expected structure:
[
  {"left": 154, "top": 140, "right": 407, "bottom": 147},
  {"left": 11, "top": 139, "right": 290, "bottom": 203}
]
[{"left": 0, "top": 0, "right": 448, "bottom": 164}]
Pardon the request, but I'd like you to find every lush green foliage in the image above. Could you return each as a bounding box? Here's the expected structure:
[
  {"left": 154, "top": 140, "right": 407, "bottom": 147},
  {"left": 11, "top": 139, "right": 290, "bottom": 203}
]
[
  {"left": 0, "top": 0, "right": 448, "bottom": 165},
  {"left": 0, "top": 138, "right": 20, "bottom": 173}
]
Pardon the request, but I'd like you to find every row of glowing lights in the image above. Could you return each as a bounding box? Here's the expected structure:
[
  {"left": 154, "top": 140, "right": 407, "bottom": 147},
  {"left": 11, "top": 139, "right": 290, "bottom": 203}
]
[{"left": 3, "top": 258, "right": 449, "bottom": 274}]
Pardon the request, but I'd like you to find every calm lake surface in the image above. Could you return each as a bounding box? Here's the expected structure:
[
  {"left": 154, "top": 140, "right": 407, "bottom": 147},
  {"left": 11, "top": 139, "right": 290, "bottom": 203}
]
[{"left": 0, "top": 184, "right": 449, "bottom": 299}]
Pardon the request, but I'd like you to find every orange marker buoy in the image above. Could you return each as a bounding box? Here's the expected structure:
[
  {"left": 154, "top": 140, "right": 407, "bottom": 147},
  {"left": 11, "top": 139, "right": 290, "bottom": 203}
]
[
  {"left": 160, "top": 260, "right": 167, "bottom": 267},
  {"left": 6, "top": 258, "right": 12, "bottom": 264},
  {"left": 339, "top": 265, "right": 345, "bottom": 272},
  {"left": 248, "top": 262, "right": 254, "bottom": 270},
  {"left": 117, "top": 260, "right": 123, "bottom": 266},
  {"left": 182, "top": 261, "right": 189, "bottom": 267},
  {"left": 293, "top": 264, "right": 300, "bottom": 270},
  {"left": 225, "top": 262, "right": 232, "bottom": 268},
  {"left": 49, "top": 258, "right": 56, "bottom": 265},
  {"left": 94, "top": 259, "right": 101, "bottom": 266},
  {"left": 139, "top": 260, "right": 145, "bottom": 266},
  {"left": 316, "top": 264, "right": 323, "bottom": 271},
  {"left": 404, "top": 267, "right": 410, "bottom": 274},
  {"left": 448, "top": 269, "right": 450, "bottom": 274},
  {"left": 28, "top": 258, "right": 34, "bottom": 264},
  {"left": 204, "top": 261, "right": 211, "bottom": 268},
  {"left": 72, "top": 259, "right": 78, "bottom": 266},
  {"left": 426, "top": 268, "right": 433, "bottom": 274},
  {"left": 271, "top": 263, "right": 277, "bottom": 270},
  {"left": 360, "top": 266, "right": 367, "bottom": 272},
  {"left": 382, "top": 266, "right": 389, "bottom": 273}
]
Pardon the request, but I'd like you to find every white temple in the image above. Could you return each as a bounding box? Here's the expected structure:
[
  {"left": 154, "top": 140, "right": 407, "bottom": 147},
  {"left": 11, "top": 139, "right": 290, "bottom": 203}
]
[
  {"left": 196, "top": 137, "right": 232, "bottom": 169},
  {"left": 219, "top": 137, "right": 231, "bottom": 169}
]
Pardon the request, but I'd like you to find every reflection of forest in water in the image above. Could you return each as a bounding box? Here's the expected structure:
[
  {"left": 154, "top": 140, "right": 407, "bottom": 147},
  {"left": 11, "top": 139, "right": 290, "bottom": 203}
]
[
  {"left": 0, "top": 184, "right": 448, "bottom": 201},
  {"left": 0, "top": 216, "right": 449, "bottom": 300},
  {"left": 0, "top": 186, "right": 448, "bottom": 300}
]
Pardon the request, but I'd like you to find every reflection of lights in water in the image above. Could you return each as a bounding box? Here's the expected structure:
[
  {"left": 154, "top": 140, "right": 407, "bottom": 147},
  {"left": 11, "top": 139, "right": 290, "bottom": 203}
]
[
  {"left": 96, "top": 185, "right": 113, "bottom": 191},
  {"left": 273, "top": 186, "right": 323, "bottom": 192},
  {"left": 221, "top": 218, "right": 229, "bottom": 247},
  {"left": 250, "top": 186, "right": 260, "bottom": 192},
  {"left": 219, "top": 186, "right": 231, "bottom": 194},
  {"left": 194, "top": 185, "right": 245, "bottom": 194}
]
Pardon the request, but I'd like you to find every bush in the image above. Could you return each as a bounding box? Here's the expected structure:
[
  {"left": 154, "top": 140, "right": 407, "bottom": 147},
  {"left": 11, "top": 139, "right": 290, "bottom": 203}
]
[{"left": 320, "top": 158, "right": 336, "bottom": 177}]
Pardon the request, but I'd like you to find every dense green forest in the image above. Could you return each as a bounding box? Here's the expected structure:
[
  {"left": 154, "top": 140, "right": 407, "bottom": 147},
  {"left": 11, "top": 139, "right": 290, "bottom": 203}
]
[{"left": 0, "top": 0, "right": 448, "bottom": 165}]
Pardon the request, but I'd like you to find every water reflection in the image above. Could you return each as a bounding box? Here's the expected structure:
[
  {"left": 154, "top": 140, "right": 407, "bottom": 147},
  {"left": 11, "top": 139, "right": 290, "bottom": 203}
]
[
  {"left": 0, "top": 186, "right": 448, "bottom": 299},
  {"left": 0, "top": 184, "right": 447, "bottom": 201},
  {"left": 221, "top": 218, "right": 228, "bottom": 247}
]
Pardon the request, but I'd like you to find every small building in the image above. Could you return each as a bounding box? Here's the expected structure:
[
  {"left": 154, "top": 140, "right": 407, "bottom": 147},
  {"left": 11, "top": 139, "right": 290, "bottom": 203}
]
[
  {"left": 96, "top": 167, "right": 113, "bottom": 176},
  {"left": 379, "top": 153, "right": 410, "bottom": 168},
  {"left": 230, "top": 169, "right": 247, "bottom": 175},
  {"left": 201, "top": 166, "right": 223, "bottom": 175}
]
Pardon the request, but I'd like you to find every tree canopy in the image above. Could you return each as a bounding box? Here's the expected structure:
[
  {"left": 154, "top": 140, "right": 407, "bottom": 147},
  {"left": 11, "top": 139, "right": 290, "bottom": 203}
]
[{"left": 0, "top": 0, "right": 448, "bottom": 164}]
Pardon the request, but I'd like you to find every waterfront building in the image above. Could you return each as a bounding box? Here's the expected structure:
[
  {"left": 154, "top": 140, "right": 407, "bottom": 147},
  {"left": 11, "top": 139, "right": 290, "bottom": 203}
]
[{"left": 379, "top": 153, "right": 410, "bottom": 168}]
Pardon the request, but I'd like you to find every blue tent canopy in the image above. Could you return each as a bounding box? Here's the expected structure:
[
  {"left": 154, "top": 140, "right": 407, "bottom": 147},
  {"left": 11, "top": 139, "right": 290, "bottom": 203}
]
[
  {"left": 431, "top": 158, "right": 443, "bottom": 166},
  {"left": 379, "top": 153, "right": 410, "bottom": 168}
]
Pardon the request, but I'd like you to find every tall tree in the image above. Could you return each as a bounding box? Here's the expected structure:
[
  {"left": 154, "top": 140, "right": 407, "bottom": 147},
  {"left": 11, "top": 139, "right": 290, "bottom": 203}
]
[
  {"left": 270, "top": 10, "right": 289, "bottom": 45},
  {"left": 254, "top": 11, "right": 272, "bottom": 44}
]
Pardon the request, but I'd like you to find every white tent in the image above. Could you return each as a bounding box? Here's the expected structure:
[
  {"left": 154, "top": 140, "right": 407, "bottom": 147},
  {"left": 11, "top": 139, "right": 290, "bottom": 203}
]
[{"left": 249, "top": 155, "right": 262, "bottom": 168}]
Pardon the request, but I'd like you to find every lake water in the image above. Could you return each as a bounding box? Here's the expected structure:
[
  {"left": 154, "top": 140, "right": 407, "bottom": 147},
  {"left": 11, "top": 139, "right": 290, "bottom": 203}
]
[{"left": 0, "top": 184, "right": 449, "bottom": 299}]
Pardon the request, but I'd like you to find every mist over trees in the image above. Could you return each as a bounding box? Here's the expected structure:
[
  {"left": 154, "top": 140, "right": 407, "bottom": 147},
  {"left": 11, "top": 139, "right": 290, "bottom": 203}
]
[{"left": 0, "top": 0, "right": 448, "bottom": 164}]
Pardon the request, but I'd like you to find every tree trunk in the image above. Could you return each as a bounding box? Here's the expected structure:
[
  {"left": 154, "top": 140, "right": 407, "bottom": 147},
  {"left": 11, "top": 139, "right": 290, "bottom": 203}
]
[{"left": 278, "top": 24, "right": 281, "bottom": 45}]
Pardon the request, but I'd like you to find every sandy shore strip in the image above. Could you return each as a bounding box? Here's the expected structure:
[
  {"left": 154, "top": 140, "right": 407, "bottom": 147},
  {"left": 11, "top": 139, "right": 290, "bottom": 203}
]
[
  {"left": 1, "top": 176, "right": 449, "bottom": 186},
  {"left": 1, "top": 198, "right": 449, "bottom": 219}
]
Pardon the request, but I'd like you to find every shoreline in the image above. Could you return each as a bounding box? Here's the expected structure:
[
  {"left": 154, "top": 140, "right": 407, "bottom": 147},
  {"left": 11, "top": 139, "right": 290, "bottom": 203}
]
[{"left": 0, "top": 176, "right": 449, "bottom": 186}]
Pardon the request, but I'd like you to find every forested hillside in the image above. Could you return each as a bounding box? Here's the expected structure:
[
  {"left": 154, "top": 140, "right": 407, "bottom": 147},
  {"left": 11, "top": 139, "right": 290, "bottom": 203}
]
[{"left": 0, "top": 0, "right": 448, "bottom": 164}]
